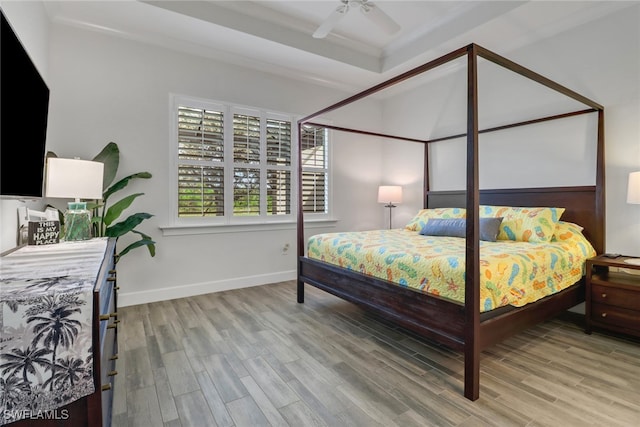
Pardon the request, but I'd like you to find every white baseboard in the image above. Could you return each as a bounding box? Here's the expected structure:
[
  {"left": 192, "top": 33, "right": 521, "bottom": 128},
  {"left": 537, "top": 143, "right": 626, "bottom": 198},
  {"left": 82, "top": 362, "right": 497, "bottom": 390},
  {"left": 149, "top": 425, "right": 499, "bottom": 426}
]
[{"left": 118, "top": 270, "right": 297, "bottom": 307}]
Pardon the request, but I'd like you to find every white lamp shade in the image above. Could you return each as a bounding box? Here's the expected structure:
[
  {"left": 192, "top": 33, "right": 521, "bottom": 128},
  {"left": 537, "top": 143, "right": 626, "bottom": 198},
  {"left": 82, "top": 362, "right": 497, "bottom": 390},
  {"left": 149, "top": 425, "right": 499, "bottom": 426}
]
[
  {"left": 628, "top": 171, "right": 640, "bottom": 204},
  {"left": 46, "top": 157, "right": 104, "bottom": 200},
  {"left": 378, "top": 185, "right": 403, "bottom": 203}
]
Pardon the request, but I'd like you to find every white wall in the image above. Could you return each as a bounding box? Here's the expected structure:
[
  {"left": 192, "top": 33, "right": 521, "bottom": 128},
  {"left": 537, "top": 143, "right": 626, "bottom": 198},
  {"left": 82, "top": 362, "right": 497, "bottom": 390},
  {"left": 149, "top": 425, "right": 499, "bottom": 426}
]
[
  {"left": 380, "top": 4, "right": 640, "bottom": 256},
  {"left": 45, "top": 23, "right": 383, "bottom": 306},
  {"left": 0, "top": 1, "right": 50, "bottom": 252}
]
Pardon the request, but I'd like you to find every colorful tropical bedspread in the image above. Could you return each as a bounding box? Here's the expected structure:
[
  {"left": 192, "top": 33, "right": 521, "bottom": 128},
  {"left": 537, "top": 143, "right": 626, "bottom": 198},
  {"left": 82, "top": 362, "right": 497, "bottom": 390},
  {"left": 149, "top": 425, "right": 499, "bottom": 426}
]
[{"left": 307, "top": 224, "right": 596, "bottom": 312}]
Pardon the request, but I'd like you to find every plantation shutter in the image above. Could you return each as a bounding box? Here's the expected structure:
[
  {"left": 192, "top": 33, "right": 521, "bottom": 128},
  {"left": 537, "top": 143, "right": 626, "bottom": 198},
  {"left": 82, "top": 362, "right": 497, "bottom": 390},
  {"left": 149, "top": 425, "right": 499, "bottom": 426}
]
[
  {"left": 233, "top": 167, "right": 261, "bottom": 215},
  {"left": 266, "top": 119, "right": 291, "bottom": 166},
  {"left": 267, "top": 170, "right": 291, "bottom": 215},
  {"left": 301, "top": 125, "right": 328, "bottom": 213},
  {"left": 177, "top": 106, "right": 225, "bottom": 217},
  {"left": 266, "top": 119, "right": 292, "bottom": 215},
  {"left": 233, "top": 113, "right": 261, "bottom": 215},
  {"left": 233, "top": 114, "right": 260, "bottom": 164}
]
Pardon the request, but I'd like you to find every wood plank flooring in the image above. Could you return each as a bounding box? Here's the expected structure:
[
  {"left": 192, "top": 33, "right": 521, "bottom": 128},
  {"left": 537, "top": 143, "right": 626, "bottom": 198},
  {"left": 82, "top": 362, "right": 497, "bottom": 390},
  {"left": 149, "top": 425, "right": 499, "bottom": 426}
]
[{"left": 112, "top": 281, "right": 640, "bottom": 427}]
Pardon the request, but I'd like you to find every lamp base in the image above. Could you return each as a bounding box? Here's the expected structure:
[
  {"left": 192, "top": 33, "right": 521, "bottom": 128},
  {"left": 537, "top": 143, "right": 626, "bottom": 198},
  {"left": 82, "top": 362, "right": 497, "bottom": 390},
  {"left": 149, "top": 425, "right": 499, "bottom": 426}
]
[
  {"left": 64, "top": 202, "right": 92, "bottom": 241},
  {"left": 384, "top": 203, "right": 396, "bottom": 229}
]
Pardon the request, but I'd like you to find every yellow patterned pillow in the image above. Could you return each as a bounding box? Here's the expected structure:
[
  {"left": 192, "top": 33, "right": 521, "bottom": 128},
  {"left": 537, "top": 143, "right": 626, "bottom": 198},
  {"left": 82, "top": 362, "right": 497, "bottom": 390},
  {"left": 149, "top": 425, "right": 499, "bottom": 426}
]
[
  {"left": 405, "top": 207, "right": 466, "bottom": 231},
  {"left": 479, "top": 205, "right": 565, "bottom": 243},
  {"left": 551, "top": 221, "right": 585, "bottom": 242}
]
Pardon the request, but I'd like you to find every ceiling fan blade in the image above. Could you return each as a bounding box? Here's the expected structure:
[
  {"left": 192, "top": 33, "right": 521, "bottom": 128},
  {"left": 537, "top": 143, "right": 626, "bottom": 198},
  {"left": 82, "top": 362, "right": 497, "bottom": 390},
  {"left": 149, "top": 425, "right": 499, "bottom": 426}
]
[
  {"left": 360, "top": 1, "right": 401, "bottom": 35},
  {"left": 313, "top": 4, "right": 348, "bottom": 39}
]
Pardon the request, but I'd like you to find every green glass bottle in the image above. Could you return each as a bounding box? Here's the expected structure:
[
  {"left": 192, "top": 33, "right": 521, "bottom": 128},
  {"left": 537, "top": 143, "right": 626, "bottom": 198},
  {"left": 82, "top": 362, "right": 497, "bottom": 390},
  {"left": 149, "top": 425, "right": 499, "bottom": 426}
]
[{"left": 64, "top": 201, "right": 92, "bottom": 241}]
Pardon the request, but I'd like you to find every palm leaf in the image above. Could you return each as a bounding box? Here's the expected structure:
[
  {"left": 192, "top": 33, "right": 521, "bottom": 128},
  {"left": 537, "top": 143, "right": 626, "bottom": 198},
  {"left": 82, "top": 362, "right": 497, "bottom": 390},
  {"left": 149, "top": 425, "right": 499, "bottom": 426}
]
[
  {"left": 104, "top": 193, "right": 144, "bottom": 226},
  {"left": 105, "top": 213, "right": 153, "bottom": 238},
  {"left": 131, "top": 229, "right": 153, "bottom": 241},
  {"left": 118, "top": 236, "right": 156, "bottom": 258},
  {"left": 103, "top": 172, "right": 152, "bottom": 200},
  {"left": 92, "top": 142, "right": 119, "bottom": 189}
]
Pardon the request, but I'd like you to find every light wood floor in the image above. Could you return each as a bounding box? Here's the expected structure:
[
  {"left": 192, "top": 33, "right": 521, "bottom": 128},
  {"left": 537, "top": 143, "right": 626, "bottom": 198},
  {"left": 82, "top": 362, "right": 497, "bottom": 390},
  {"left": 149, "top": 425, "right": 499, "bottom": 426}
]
[{"left": 111, "top": 281, "right": 640, "bottom": 427}]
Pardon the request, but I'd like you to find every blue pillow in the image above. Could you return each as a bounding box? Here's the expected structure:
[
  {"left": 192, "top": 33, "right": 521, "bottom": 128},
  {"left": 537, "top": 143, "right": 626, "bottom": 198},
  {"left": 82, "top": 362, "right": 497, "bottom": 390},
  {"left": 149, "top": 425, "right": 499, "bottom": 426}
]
[{"left": 420, "top": 217, "right": 503, "bottom": 242}]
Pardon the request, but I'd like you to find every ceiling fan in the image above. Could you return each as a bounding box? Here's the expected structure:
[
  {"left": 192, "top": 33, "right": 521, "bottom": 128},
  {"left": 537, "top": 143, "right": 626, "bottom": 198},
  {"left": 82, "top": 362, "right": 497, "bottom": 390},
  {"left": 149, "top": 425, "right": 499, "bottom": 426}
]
[{"left": 312, "top": 0, "right": 401, "bottom": 39}]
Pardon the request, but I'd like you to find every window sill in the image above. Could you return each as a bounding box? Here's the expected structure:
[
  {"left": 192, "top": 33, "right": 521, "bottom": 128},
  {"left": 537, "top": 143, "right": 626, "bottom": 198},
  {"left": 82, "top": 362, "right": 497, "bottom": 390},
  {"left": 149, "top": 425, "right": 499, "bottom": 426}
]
[{"left": 159, "top": 218, "right": 338, "bottom": 236}]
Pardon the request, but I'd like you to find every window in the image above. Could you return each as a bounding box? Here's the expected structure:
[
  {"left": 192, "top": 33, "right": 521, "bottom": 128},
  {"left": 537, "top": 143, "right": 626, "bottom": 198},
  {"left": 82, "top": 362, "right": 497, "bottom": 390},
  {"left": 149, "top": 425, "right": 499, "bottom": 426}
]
[
  {"left": 300, "top": 124, "right": 329, "bottom": 214},
  {"left": 176, "top": 105, "right": 225, "bottom": 218},
  {"left": 171, "top": 95, "right": 328, "bottom": 227}
]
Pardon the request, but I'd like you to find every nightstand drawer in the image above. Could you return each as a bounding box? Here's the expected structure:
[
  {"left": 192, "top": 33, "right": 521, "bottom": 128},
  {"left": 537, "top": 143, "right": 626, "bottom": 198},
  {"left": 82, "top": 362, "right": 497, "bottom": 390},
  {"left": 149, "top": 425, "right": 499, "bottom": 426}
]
[
  {"left": 591, "top": 303, "right": 640, "bottom": 331},
  {"left": 591, "top": 284, "right": 640, "bottom": 311}
]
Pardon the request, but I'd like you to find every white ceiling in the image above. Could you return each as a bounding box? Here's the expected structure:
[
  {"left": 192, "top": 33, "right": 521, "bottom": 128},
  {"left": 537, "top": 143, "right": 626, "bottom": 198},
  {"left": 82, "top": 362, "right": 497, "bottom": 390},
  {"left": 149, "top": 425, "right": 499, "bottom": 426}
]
[{"left": 43, "top": 1, "right": 633, "bottom": 92}]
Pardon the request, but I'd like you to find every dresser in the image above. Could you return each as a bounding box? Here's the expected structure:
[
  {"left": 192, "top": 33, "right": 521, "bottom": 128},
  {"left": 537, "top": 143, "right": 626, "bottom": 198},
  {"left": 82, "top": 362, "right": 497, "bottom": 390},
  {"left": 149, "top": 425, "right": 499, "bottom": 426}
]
[
  {"left": 585, "top": 254, "right": 640, "bottom": 339},
  {"left": 0, "top": 238, "right": 118, "bottom": 426}
]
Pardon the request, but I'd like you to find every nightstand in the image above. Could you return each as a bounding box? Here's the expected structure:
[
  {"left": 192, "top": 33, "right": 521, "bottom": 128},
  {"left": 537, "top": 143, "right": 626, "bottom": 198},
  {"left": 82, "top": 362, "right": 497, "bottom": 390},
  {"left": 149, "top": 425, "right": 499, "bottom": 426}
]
[{"left": 585, "top": 255, "right": 640, "bottom": 338}]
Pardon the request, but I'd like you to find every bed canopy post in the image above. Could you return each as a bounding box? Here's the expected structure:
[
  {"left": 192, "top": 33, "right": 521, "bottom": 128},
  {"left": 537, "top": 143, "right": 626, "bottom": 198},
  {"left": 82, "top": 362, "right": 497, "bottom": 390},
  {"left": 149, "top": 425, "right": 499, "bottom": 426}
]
[
  {"left": 464, "top": 44, "right": 481, "bottom": 401},
  {"left": 423, "top": 144, "right": 430, "bottom": 205},
  {"left": 297, "top": 121, "right": 305, "bottom": 303},
  {"left": 596, "top": 109, "right": 606, "bottom": 254}
]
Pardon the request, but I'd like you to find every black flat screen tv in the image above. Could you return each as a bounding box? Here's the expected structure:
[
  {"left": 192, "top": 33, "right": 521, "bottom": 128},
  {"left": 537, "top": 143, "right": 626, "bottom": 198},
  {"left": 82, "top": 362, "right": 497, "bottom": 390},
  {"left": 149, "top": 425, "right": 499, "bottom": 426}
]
[{"left": 1, "top": 9, "right": 50, "bottom": 199}]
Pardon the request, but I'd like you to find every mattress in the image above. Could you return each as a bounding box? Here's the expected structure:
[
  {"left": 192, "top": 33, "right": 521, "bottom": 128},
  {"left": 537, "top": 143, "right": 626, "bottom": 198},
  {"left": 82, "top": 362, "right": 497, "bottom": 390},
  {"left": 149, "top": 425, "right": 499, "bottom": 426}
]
[{"left": 307, "top": 223, "right": 596, "bottom": 312}]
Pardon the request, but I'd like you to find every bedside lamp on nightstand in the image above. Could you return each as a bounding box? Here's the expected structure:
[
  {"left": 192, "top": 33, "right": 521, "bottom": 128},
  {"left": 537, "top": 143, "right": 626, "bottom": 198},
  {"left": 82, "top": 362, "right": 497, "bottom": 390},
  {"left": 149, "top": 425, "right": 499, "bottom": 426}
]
[
  {"left": 46, "top": 157, "right": 104, "bottom": 241},
  {"left": 378, "top": 185, "right": 402, "bottom": 229},
  {"left": 625, "top": 171, "right": 640, "bottom": 266}
]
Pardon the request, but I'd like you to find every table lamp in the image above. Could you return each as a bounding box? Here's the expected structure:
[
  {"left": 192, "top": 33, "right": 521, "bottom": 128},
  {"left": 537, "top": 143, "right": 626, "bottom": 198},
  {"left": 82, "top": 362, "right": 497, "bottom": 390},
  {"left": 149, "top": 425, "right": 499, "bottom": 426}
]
[
  {"left": 625, "top": 171, "right": 640, "bottom": 265},
  {"left": 378, "top": 185, "right": 402, "bottom": 229},
  {"left": 46, "top": 157, "right": 104, "bottom": 241}
]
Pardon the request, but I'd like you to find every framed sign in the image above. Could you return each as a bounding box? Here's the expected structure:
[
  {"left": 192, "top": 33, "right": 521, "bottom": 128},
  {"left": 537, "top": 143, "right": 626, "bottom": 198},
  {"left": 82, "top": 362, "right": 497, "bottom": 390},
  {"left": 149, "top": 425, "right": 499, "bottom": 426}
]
[{"left": 28, "top": 220, "right": 60, "bottom": 245}]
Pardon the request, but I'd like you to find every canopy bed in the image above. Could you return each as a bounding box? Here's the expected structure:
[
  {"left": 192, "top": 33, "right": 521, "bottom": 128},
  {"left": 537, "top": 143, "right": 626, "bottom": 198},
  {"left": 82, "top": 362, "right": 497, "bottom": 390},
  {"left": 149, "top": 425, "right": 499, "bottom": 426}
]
[{"left": 295, "top": 43, "right": 605, "bottom": 401}]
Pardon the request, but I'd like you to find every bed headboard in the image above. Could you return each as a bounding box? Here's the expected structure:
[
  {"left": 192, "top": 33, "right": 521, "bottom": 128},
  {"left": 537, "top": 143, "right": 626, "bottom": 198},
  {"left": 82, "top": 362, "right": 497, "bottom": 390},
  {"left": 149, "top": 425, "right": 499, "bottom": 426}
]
[{"left": 426, "top": 185, "right": 604, "bottom": 254}]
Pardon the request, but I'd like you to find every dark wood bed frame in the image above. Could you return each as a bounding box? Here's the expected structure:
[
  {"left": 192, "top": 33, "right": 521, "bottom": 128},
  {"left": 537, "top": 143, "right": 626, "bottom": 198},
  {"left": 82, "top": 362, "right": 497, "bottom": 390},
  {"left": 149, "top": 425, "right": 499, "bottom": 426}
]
[{"left": 296, "top": 44, "right": 605, "bottom": 401}]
